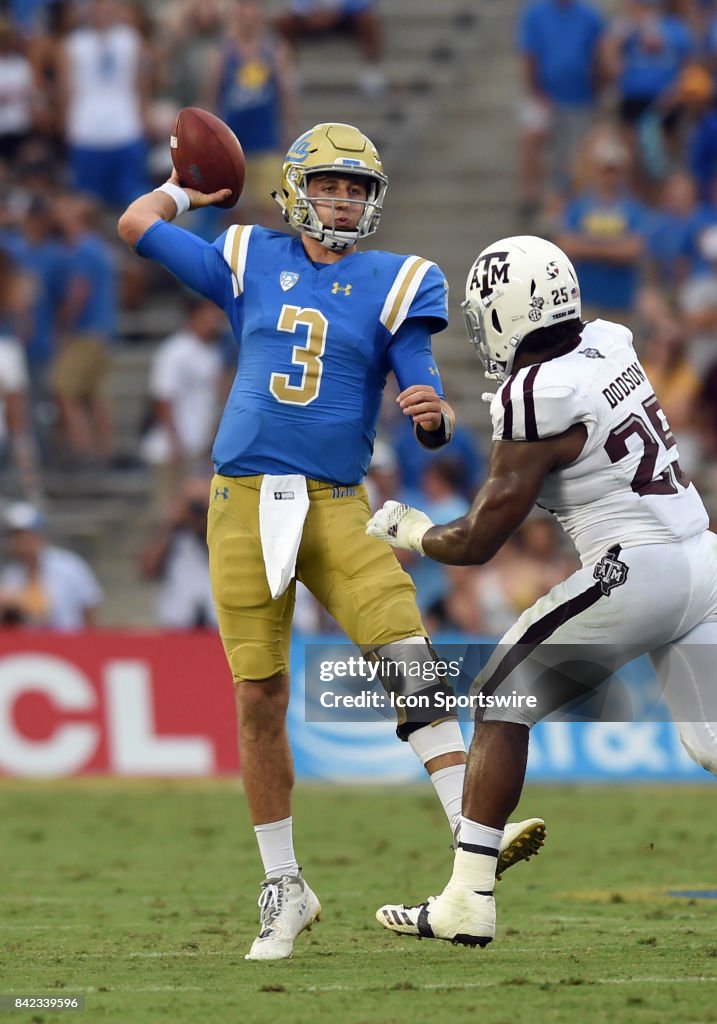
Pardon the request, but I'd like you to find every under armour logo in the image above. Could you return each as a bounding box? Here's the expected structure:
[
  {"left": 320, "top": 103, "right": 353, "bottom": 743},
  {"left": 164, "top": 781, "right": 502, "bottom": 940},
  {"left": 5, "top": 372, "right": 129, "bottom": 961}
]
[
  {"left": 274, "top": 491, "right": 295, "bottom": 500},
  {"left": 214, "top": 486, "right": 229, "bottom": 500},
  {"left": 331, "top": 282, "right": 352, "bottom": 296},
  {"left": 469, "top": 251, "right": 510, "bottom": 299},
  {"left": 593, "top": 550, "right": 629, "bottom": 595}
]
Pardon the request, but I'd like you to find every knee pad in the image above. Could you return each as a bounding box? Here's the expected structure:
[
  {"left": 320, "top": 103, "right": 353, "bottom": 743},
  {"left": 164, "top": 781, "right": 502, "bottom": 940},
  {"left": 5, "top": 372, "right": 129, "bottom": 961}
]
[{"left": 362, "top": 636, "right": 458, "bottom": 741}]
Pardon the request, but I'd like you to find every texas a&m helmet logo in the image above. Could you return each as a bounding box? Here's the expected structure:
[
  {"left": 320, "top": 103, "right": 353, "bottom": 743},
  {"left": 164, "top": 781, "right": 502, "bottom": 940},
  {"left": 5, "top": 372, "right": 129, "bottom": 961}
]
[{"left": 469, "top": 251, "right": 510, "bottom": 299}]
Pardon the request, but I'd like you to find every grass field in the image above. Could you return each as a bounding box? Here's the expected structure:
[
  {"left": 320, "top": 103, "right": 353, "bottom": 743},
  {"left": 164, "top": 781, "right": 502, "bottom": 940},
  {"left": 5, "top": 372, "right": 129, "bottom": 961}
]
[{"left": 1, "top": 781, "right": 716, "bottom": 1024}]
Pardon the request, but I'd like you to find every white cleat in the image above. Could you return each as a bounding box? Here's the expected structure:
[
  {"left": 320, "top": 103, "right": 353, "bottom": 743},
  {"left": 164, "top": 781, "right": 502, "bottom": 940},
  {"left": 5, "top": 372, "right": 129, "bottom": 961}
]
[
  {"left": 496, "top": 818, "right": 546, "bottom": 880},
  {"left": 377, "top": 818, "right": 545, "bottom": 941},
  {"left": 376, "top": 887, "right": 495, "bottom": 947},
  {"left": 245, "top": 873, "right": 321, "bottom": 961},
  {"left": 449, "top": 817, "right": 546, "bottom": 879}
]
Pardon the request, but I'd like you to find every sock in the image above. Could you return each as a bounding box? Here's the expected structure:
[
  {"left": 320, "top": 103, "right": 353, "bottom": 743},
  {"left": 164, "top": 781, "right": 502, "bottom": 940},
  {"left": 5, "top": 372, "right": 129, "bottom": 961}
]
[
  {"left": 253, "top": 817, "right": 300, "bottom": 879},
  {"left": 450, "top": 817, "right": 503, "bottom": 893},
  {"left": 429, "top": 764, "right": 465, "bottom": 838}
]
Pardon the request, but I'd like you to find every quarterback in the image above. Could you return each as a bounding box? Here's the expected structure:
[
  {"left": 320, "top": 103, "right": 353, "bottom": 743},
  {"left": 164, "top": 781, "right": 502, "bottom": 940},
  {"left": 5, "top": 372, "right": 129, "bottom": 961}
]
[
  {"left": 368, "top": 235, "right": 717, "bottom": 947},
  {"left": 118, "top": 125, "right": 543, "bottom": 960}
]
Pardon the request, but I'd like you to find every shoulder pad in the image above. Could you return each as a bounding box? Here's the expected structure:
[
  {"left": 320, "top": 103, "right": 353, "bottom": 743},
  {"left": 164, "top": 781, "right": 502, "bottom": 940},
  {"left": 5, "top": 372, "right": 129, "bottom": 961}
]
[
  {"left": 218, "top": 224, "right": 255, "bottom": 296},
  {"left": 491, "top": 363, "right": 592, "bottom": 441},
  {"left": 379, "top": 256, "right": 447, "bottom": 335}
]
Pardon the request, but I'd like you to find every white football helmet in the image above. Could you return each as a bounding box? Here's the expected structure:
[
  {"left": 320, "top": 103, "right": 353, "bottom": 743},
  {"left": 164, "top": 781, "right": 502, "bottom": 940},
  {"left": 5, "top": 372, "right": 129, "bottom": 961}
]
[{"left": 462, "top": 236, "right": 581, "bottom": 381}]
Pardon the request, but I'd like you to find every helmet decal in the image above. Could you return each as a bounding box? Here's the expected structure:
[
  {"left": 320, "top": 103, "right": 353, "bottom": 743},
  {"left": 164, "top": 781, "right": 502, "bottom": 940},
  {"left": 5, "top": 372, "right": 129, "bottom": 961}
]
[{"left": 469, "top": 251, "right": 510, "bottom": 299}]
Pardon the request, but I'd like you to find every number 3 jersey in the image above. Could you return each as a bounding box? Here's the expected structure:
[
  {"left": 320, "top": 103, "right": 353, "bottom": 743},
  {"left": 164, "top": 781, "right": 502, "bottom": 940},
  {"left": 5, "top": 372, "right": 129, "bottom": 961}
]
[
  {"left": 490, "top": 319, "right": 708, "bottom": 565},
  {"left": 136, "top": 221, "right": 449, "bottom": 483}
]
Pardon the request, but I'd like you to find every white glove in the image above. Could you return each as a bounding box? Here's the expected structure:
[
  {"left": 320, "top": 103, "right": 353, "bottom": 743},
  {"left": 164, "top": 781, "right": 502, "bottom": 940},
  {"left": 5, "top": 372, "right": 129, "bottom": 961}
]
[{"left": 365, "top": 500, "right": 434, "bottom": 555}]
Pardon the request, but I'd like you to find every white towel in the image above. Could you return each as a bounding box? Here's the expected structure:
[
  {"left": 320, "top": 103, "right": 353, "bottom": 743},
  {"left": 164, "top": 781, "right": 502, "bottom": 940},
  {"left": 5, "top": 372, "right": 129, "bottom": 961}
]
[{"left": 259, "top": 474, "right": 310, "bottom": 599}]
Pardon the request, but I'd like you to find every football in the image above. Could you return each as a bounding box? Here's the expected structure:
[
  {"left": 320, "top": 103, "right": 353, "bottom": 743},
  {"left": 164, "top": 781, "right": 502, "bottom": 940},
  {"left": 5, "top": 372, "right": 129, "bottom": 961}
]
[{"left": 170, "top": 107, "right": 245, "bottom": 209}]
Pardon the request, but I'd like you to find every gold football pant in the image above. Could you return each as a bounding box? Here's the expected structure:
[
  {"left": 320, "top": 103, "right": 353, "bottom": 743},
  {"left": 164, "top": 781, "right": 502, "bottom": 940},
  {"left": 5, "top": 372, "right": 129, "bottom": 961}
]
[{"left": 207, "top": 474, "right": 427, "bottom": 681}]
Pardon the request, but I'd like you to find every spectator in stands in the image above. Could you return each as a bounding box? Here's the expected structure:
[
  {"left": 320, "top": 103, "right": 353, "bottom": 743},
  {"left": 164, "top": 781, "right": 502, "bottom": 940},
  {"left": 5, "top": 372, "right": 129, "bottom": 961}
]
[
  {"left": 555, "top": 133, "right": 648, "bottom": 323},
  {"left": 365, "top": 439, "right": 412, "bottom": 511},
  {"left": 50, "top": 193, "right": 117, "bottom": 465},
  {"left": 641, "top": 320, "right": 702, "bottom": 468},
  {"left": 678, "top": 221, "right": 717, "bottom": 368},
  {"left": 140, "top": 476, "right": 217, "bottom": 629},
  {"left": 3, "top": 142, "right": 59, "bottom": 215},
  {"left": 160, "top": 0, "right": 226, "bottom": 113},
  {"left": 1, "top": 196, "right": 67, "bottom": 400},
  {"left": 645, "top": 170, "right": 713, "bottom": 288},
  {"left": 0, "top": 249, "right": 42, "bottom": 501},
  {"left": 0, "top": 501, "right": 102, "bottom": 628},
  {"left": 604, "top": 0, "right": 694, "bottom": 183},
  {"left": 139, "top": 298, "right": 224, "bottom": 515},
  {"left": 203, "top": 0, "right": 298, "bottom": 226},
  {"left": 390, "top": 394, "right": 484, "bottom": 498},
  {"left": 276, "top": 0, "right": 386, "bottom": 98},
  {"left": 687, "top": 70, "right": 717, "bottom": 199},
  {"left": 0, "top": 17, "right": 41, "bottom": 163},
  {"left": 7, "top": 0, "right": 66, "bottom": 38},
  {"left": 55, "top": 0, "right": 150, "bottom": 206},
  {"left": 516, "top": 0, "right": 606, "bottom": 222}
]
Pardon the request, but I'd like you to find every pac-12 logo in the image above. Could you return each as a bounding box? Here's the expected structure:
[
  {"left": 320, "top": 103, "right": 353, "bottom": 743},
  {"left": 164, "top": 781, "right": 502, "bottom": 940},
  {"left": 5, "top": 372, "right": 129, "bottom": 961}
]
[{"left": 470, "top": 251, "right": 510, "bottom": 299}]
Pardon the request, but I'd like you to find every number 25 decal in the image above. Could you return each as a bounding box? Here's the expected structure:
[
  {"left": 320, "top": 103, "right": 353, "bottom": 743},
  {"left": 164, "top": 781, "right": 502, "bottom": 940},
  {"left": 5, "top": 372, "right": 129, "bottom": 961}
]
[{"left": 270, "top": 304, "right": 328, "bottom": 406}]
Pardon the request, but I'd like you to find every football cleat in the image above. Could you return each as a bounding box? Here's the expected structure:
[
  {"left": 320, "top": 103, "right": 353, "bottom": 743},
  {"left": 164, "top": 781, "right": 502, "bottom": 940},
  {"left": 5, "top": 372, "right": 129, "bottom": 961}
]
[
  {"left": 376, "top": 888, "right": 495, "bottom": 947},
  {"left": 378, "top": 818, "right": 545, "bottom": 942},
  {"left": 450, "top": 817, "right": 546, "bottom": 879},
  {"left": 245, "top": 873, "right": 321, "bottom": 961},
  {"left": 496, "top": 817, "right": 546, "bottom": 880}
]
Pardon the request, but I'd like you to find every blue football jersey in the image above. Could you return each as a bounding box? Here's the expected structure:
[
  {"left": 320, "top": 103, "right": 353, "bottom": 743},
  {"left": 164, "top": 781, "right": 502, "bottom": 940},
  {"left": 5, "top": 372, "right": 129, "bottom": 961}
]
[{"left": 137, "top": 222, "right": 449, "bottom": 483}]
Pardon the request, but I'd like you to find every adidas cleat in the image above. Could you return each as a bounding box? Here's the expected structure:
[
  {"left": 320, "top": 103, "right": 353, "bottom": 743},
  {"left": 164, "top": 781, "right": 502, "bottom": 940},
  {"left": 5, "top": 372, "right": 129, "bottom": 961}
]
[
  {"left": 376, "top": 888, "right": 495, "bottom": 947},
  {"left": 245, "top": 873, "right": 321, "bottom": 961},
  {"left": 377, "top": 818, "right": 546, "bottom": 942}
]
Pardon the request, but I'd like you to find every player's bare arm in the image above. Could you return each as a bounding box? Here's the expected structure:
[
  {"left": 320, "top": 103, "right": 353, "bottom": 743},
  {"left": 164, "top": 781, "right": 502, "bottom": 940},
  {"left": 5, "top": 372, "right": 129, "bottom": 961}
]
[
  {"left": 368, "top": 423, "right": 585, "bottom": 563},
  {"left": 117, "top": 169, "right": 232, "bottom": 249},
  {"left": 422, "top": 425, "right": 586, "bottom": 564}
]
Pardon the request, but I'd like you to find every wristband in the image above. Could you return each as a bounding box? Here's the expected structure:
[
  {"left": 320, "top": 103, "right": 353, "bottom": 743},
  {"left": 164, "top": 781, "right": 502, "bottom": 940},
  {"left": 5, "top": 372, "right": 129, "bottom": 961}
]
[
  {"left": 154, "top": 182, "right": 190, "bottom": 217},
  {"left": 415, "top": 410, "right": 454, "bottom": 450}
]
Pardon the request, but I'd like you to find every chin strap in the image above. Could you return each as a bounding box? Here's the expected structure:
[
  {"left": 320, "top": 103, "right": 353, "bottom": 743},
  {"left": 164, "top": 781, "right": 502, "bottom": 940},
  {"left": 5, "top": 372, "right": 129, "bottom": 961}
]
[{"left": 271, "top": 190, "right": 289, "bottom": 222}]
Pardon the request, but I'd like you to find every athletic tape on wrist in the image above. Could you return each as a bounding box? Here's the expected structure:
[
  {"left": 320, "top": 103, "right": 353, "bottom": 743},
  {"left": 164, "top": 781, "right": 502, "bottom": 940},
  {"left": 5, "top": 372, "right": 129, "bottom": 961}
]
[{"left": 154, "top": 182, "right": 190, "bottom": 217}]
